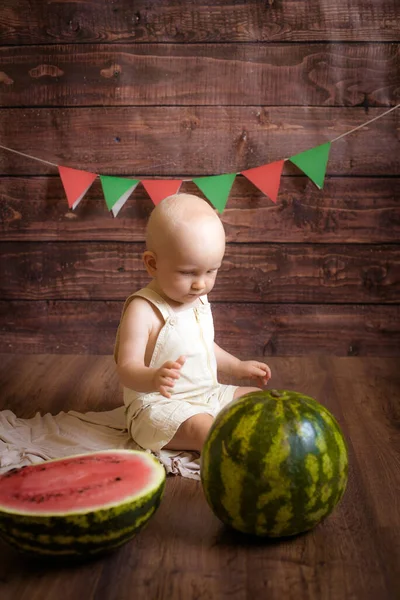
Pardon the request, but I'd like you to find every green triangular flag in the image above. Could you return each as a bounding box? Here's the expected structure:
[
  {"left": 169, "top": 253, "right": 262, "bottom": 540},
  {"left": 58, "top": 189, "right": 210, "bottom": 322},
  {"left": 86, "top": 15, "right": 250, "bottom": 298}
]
[
  {"left": 100, "top": 175, "right": 140, "bottom": 216},
  {"left": 289, "top": 142, "right": 331, "bottom": 189},
  {"left": 192, "top": 173, "right": 236, "bottom": 213}
]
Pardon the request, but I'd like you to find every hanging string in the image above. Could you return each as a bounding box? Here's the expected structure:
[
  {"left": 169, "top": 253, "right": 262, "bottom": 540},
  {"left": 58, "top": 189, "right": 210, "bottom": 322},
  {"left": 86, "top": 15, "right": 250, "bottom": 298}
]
[
  {"left": 0, "top": 104, "right": 398, "bottom": 175},
  {"left": 0, "top": 143, "right": 58, "bottom": 168},
  {"left": 330, "top": 103, "right": 400, "bottom": 143}
]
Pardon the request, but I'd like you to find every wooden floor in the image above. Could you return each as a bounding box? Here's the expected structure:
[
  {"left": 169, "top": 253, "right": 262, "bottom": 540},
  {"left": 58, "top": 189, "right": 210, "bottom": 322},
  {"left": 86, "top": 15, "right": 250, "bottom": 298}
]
[{"left": 0, "top": 354, "right": 399, "bottom": 600}]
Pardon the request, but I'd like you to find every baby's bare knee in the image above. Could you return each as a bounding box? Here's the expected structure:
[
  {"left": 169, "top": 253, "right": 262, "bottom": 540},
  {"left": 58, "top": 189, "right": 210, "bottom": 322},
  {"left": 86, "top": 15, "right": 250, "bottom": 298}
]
[
  {"left": 164, "top": 413, "right": 214, "bottom": 452},
  {"left": 185, "top": 413, "right": 213, "bottom": 438}
]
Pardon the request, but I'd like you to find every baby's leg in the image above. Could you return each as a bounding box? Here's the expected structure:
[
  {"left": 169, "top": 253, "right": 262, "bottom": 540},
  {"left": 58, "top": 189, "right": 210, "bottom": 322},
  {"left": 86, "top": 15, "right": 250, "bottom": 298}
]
[
  {"left": 163, "top": 388, "right": 261, "bottom": 453},
  {"left": 233, "top": 386, "right": 261, "bottom": 400},
  {"left": 163, "top": 413, "right": 214, "bottom": 453}
]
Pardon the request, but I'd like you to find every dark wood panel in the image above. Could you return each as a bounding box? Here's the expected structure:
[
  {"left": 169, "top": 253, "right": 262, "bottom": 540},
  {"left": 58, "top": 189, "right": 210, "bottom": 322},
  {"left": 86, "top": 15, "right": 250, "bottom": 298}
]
[
  {"left": 0, "top": 108, "right": 399, "bottom": 176},
  {"left": 1, "top": 0, "right": 399, "bottom": 44},
  {"left": 1, "top": 177, "right": 399, "bottom": 244},
  {"left": 0, "top": 301, "right": 399, "bottom": 356},
  {"left": 1, "top": 242, "right": 399, "bottom": 303},
  {"left": 1, "top": 44, "right": 398, "bottom": 107}
]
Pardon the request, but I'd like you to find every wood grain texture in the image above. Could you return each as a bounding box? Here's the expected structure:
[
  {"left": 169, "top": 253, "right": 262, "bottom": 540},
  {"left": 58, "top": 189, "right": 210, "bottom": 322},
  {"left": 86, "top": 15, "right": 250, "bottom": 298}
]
[
  {"left": 1, "top": 241, "right": 399, "bottom": 303},
  {"left": 0, "top": 354, "right": 398, "bottom": 599},
  {"left": 0, "top": 301, "right": 399, "bottom": 357},
  {"left": 0, "top": 0, "right": 399, "bottom": 44},
  {"left": 0, "top": 43, "right": 398, "bottom": 107},
  {"left": 0, "top": 107, "right": 399, "bottom": 176},
  {"left": 0, "top": 2, "right": 398, "bottom": 362},
  {"left": 1, "top": 177, "right": 399, "bottom": 243}
]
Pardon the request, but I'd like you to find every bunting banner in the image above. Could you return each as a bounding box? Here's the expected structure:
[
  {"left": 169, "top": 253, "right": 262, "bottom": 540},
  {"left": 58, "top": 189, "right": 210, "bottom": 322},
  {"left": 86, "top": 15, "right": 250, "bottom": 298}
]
[
  {"left": 58, "top": 166, "right": 97, "bottom": 210},
  {"left": 100, "top": 175, "right": 139, "bottom": 217},
  {"left": 193, "top": 173, "right": 236, "bottom": 213},
  {"left": 241, "top": 160, "right": 284, "bottom": 204},
  {"left": 141, "top": 179, "right": 183, "bottom": 206},
  {"left": 289, "top": 142, "right": 331, "bottom": 190},
  {"left": 0, "top": 104, "right": 398, "bottom": 216}
]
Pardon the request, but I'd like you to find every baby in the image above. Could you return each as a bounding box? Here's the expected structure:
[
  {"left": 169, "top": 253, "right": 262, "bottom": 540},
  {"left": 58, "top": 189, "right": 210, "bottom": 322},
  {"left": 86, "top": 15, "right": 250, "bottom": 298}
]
[{"left": 114, "top": 193, "right": 271, "bottom": 453}]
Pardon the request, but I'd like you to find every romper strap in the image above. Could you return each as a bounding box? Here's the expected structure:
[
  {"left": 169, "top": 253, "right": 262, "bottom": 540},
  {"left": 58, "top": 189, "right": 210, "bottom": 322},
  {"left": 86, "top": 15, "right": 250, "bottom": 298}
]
[
  {"left": 132, "top": 288, "right": 175, "bottom": 321},
  {"left": 114, "top": 288, "right": 172, "bottom": 364}
]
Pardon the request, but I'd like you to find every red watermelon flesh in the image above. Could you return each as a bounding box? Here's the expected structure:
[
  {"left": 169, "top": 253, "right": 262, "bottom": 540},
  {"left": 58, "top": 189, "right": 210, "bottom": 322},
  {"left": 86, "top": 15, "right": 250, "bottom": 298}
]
[{"left": 0, "top": 451, "right": 157, "bottom": 513}]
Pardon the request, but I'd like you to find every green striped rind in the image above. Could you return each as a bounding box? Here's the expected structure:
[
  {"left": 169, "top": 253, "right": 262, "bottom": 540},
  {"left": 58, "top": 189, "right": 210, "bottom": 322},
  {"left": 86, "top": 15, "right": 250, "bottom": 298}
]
[
  {"left": 201, "top": 390, "right": 348, "bottom": 537},
  {"left": 0, "top": 451, "right": 166, "bottom": 558}
]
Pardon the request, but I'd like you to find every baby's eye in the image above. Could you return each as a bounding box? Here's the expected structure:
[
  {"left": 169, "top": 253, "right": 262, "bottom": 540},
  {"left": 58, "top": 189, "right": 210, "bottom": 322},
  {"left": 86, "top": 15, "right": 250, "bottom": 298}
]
[
  {"left": 207, "top": 269, "right": 218, "bottom": 274},
  {"left": 179, "top": 271, "right": 194, "bottom": 276}
]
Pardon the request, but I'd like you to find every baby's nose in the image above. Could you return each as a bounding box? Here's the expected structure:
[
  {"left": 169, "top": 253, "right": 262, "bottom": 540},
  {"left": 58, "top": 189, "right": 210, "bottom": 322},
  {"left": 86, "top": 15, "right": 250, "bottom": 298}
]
[{"left": 192, "top": 278, "right": 205, "bottom": 290}]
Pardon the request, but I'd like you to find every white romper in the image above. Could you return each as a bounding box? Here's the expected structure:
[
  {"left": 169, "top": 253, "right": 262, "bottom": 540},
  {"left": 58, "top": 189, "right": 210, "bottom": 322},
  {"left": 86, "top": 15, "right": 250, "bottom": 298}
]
[{"left": 114, "top": 287, "right": 238, "bottom": 452}]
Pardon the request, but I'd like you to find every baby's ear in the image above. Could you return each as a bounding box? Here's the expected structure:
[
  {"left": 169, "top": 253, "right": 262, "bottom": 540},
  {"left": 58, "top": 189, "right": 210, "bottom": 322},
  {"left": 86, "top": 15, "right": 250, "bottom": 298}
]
[{"left": 143, "top": 250, "right": 157, "bottom": 275}]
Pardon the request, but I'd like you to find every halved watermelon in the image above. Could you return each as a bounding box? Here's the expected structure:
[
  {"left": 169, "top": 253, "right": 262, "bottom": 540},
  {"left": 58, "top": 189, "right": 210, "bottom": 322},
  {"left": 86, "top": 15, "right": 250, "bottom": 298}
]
[{"left": 0, "top": 449, "right": 166, "bottom": 558}]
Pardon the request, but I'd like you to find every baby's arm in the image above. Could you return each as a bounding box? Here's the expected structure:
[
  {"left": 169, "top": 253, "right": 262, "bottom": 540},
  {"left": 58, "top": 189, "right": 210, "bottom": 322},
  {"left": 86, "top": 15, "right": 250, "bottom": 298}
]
[
  {"left": 116, "top": 298, "right": 185, "bottom": 397},
  {"left": 213, "top": 343, "right": 241, "bottom": 377},
  {"left": 214, "top": 342, "right": 271, "bottom": 386}
]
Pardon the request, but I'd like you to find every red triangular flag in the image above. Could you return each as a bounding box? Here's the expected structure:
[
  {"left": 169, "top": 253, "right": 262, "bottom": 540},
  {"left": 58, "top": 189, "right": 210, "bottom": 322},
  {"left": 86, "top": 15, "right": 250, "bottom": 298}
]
[
  {"left": 241, "top": 160, "right": 284, "bottom": 203},
  {"left": 58, "top": 166, "right": 97, "bottom": 210},
  {"left": 141, "top": 180, "right": 183, "bottom": 206}
]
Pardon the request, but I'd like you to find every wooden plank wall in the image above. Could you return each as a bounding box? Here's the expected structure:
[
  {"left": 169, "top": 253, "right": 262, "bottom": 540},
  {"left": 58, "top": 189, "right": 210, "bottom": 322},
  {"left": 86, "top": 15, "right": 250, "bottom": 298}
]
[{"left": 0, "top": 0, "right": 399, "bottom": 357}]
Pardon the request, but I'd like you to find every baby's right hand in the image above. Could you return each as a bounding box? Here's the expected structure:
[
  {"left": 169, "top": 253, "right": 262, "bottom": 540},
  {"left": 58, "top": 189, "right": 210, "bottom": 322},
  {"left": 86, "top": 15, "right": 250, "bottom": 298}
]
[{"left": 153, "top": 355, "right": 186, "bottom": 398}]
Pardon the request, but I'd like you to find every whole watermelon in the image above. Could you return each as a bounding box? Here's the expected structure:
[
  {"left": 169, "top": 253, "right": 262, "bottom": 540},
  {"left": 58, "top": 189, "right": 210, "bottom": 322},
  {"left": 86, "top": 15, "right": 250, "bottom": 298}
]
[{"left": 201, "top": 389, "right": 348, "bottom": 537}]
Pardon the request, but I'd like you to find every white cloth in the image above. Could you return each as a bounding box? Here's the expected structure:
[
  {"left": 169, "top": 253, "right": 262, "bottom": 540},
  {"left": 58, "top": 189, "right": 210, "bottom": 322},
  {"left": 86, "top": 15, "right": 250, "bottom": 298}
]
[
  {"left": 0, "top": 406, "right": 201, "bottom": 480},
  {"left": 114, "top": 288, "right": 237, "bottom": 451}
]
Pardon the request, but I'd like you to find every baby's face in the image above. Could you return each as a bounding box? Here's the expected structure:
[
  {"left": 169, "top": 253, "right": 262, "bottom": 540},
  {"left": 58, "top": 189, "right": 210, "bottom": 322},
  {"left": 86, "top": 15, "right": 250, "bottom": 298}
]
[{"left": 153, "top": 223, "right": 225, "bottom": 305}]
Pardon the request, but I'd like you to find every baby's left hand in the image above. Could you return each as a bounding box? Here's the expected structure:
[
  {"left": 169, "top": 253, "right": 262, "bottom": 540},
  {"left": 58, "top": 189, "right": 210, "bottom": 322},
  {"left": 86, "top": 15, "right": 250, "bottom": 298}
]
[{"left": 235, "top": 360, "right": 272, "bottom": 387}]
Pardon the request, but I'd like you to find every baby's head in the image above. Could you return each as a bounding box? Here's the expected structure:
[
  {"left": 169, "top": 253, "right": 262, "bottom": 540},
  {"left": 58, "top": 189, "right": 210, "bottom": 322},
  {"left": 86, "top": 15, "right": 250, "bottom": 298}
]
[{"left": 143, "top": 193, "right": 225, "bottom": 305}]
